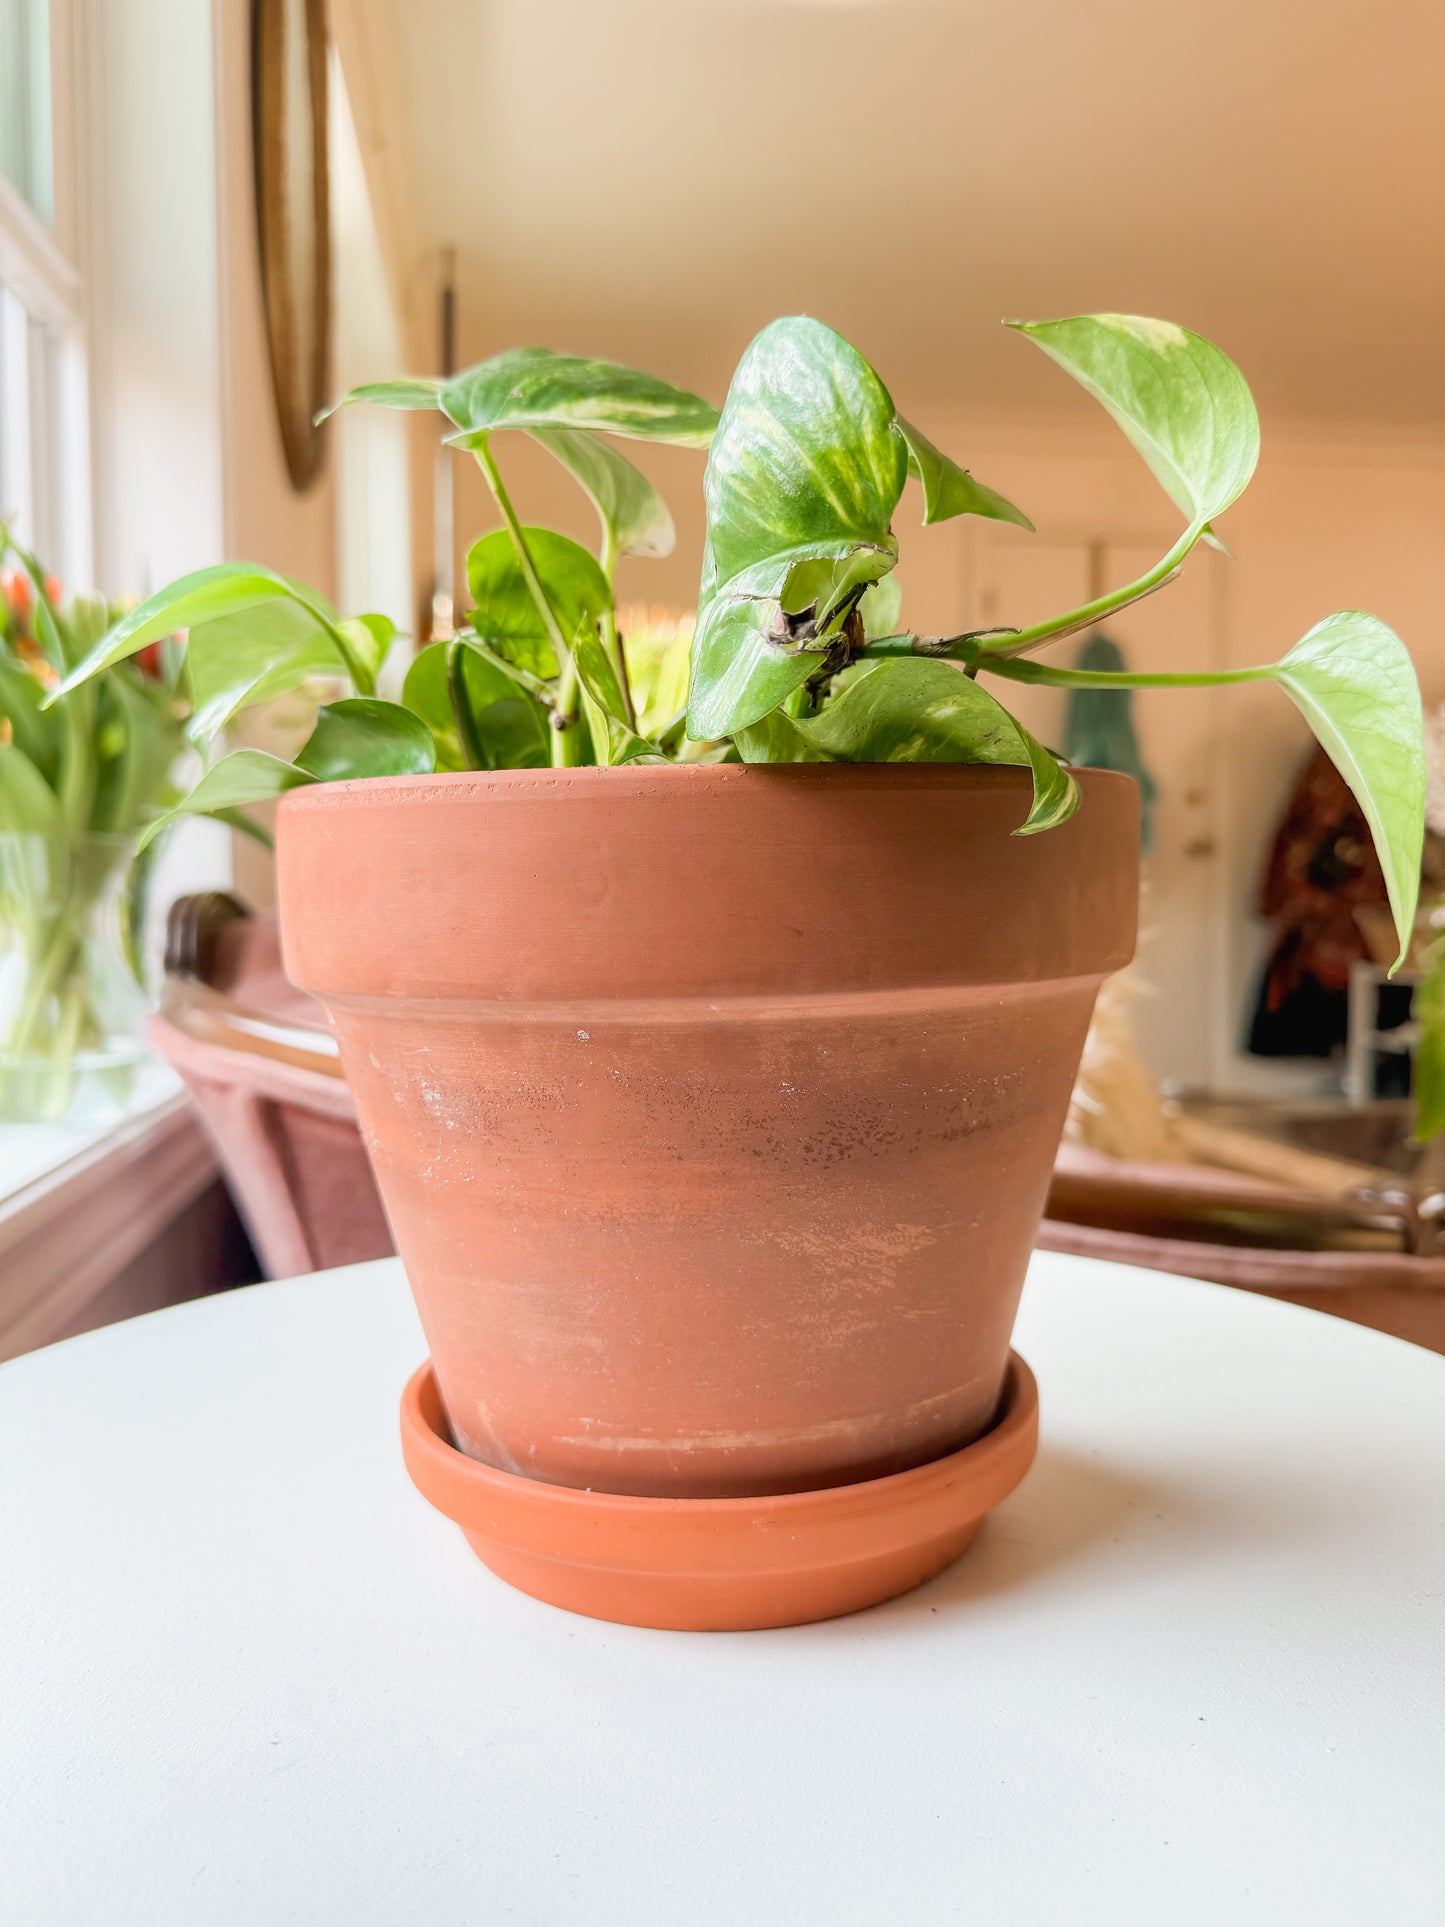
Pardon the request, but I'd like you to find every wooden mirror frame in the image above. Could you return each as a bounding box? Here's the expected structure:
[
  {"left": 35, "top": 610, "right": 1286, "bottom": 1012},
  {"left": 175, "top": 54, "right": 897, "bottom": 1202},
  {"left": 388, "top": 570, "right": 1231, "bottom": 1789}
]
[{"left": 250, "top": 0, "right": 332, "bottom": 492}]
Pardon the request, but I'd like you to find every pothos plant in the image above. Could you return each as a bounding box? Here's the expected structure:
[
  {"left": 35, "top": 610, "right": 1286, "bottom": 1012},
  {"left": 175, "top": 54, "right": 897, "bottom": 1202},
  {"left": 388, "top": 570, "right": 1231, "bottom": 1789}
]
[
  {"left": 47, "top": 349, "right": 722, "bottom": 848},
  {"left": 49, "top": 313, "right": 1425, "bottom": 975},
  {"left": 684, "top": 313, "right": 1424, "bottom": 972}
]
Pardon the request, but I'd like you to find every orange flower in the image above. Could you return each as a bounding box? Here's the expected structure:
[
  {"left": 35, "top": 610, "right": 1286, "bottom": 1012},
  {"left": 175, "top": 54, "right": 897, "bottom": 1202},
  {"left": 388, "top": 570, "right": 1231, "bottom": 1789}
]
[
  {"left": 1, "top": 568, "right": 30, "bottom": 616},
  {"left": 15, "top": 637, "right": 59, "bottom": 689}
]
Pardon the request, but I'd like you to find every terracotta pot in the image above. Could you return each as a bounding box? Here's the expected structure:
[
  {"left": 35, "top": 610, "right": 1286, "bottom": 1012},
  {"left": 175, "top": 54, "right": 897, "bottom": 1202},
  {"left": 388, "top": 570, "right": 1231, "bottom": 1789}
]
[{"left": 278, "top": 764, "right": 1136, "bottom": 1501}]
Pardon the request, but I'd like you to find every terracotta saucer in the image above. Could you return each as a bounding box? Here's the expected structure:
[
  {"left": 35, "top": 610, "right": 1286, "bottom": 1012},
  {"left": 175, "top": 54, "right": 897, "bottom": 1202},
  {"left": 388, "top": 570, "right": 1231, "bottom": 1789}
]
[{"left": 400, "top": 1353, "right": 1038, "bottom": 1632}]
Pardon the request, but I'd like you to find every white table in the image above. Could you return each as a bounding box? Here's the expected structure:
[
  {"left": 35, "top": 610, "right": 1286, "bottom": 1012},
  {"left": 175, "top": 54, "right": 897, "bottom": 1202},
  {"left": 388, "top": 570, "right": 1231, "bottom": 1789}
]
[{"left": 2, "top": 1253, "right": 1442, "bottom": 1925}]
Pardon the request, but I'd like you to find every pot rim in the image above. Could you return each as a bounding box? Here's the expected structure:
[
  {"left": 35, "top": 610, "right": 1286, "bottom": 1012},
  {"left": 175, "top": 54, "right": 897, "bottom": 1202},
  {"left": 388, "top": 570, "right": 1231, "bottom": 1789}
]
[
  {"left": 402, "top": 1352, "right": 1038, "bottom": 1526},
  {"left": 279, "top": 760, "right": 1137, "bottom": 818},
  {"left": 278, "top": 758, "right": 1138, "bottom": 1000}
]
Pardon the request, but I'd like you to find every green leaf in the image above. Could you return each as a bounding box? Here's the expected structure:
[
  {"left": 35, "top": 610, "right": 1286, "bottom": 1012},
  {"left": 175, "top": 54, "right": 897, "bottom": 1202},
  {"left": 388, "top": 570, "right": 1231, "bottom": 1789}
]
[
  {"left": 734, "top": 707, "right": 834, "bottom": 764},
  {"left": 404, "top": 636, "right": 527, "bottom": 730},
  {"left": 184, "top": 600, "right": 343, "bottom": 745},
  {"left": 688, "top": 316, "right": 908, "bottom": 739},
  {"left": 403, "top": 640, "right": 550, "bottom": 771},
  {"left": 471, "top": 695, "right": 552, "bottom": 770},
  {"left": 210, "top": 807, "right": 275, "bottom": 852},
  {"left": 89, "top": 671, "right": 181, "bottom": 837},
  {"left": 466, "top": 527, "right": 612, "bottom": 680},
  {"left": 5, "top": 539, "right": 71, "bottom": 668},
  {"left": 579, "top": 687, "right": 660, "bottom": 768},
  {"left": 456, "top": 633, "right": 554, "bottom": 703},
  {"left": 802, "top": 659, "right": 1015, "bottom": 759},
  {"left": 530, "top": 427, "right": 674, "bottom": 560},
  {"left": 777, "top": 547, "right": 898, "bottom": 627},
  {"left": 688, "top": 597, "right": 816, "bottom": 743},
  {"left": 570, "top": 624, "right": 629, "bottom": 726},
  {"left": 0, "top": 740, "right": 62, "bottom": 835},
  {"left": 985, "top": 609, "right": 1422, "bottom": 945},
  {"left": 896, "top": 418, "right": 1034, "bottom": 531},
  {"left": 1271, "top": 613, "right": 1423, "bottom": 970},
  {"left": 137, "top": 749, "right": 313, "bottom": 852},
  {"left": 294, "top": 698, "right": 436, "bottom": 782},
  {"left": 52, "top": 674, "right": 97, "bottom": 837},
  {"left": 317, "top": 377, "right": 444, "bottom": 423},
  {"left": 621, "top": 615, "right": 693, "bottom": 742},
  {"left": 0, "top": 649, "right": 61, "bottom": 783},
  {"left": 704, "top": 317, "right": 906, "bottom": 592},
  {"left": 439, "top": 346, "right": 717, "bottom": 449},
  {"left": 1013, "top": 727, "right": 1083, "bottom": 834},
  {"left": 402, "top": 639, "right": 467, "bottom": 768},
  {"left": 571, "top": 627, "right": 662, "bottom": 767},
  {"left": 859, "top": 573, "right": 903, "bottom": 641},
  {"left": 336, "top": 614, "right": 397, "bottom": 689},
  {"left": 65, "top": 595, "right": 112, "bottom": 667},
  {"left": 788, "top": 659, "right": 1079, "bottom": 833},
  {"left": 1009, "top": 314, "right": 1259, "bottom": 532},
  {"left": 47, "top": 565, "right": 351, "bottom": 701}
]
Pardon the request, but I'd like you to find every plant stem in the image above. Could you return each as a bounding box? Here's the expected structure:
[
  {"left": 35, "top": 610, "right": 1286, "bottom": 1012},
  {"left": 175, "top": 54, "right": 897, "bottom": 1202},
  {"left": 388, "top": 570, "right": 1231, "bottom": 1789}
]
[
  {"left": 472, "top": 436, "right": 587, "bottom": 768},
  {"left": 855, "top": 528, "right": 1207, "bottom": 671},
  {"left": 8, "top": 917, "right": 82, "bottom": 1059},
  {"left": 472, "top": 436, "right": 572, "bottom": 667},
  {"left": 452, "top": 631, "right": 554, "bottom": 704},
  {"left": 551, "top": 658, "right": 589, "bottom": 766},
  {"left": 969, "top": 525, "right": 1203, "bottom": 660},
  {"left": 597, "top": 525, "right": 638, "bottom": 731},
  {"left": 979, "top": 656, "right": 1276, "bottom": 691},
  {"left": 856, "top": 633, "right": 970, "bottom": 660},
  {"left": 57, "top": 683, "right": 97, "bottom": 836}
]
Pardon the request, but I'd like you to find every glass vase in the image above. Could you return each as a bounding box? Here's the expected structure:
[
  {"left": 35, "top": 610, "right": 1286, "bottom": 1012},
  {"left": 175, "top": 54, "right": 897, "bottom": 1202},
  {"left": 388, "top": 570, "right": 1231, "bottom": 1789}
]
[{"left": 0, "top": 832, "right": 151, "bottom": 1124}]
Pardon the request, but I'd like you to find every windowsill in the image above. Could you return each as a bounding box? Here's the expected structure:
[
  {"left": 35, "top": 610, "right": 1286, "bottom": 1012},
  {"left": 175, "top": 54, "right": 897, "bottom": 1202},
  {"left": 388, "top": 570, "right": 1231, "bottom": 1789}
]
[
  {"left": 0, "top": 1064, "right": 218, "bottom": 1361},
  {"left": 0, "top": 1061, "right": 179, "bottom": 1198}
]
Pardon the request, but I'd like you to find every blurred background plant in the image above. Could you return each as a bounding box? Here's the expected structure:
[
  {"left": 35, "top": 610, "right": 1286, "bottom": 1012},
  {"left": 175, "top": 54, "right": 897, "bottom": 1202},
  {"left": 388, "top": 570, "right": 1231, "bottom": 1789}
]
[
  {"left": 0, "top": 531, "right": 185, "bottom": 1121},
  {"left": 615, "top": 606, "right": 694, "bottom": 743}
]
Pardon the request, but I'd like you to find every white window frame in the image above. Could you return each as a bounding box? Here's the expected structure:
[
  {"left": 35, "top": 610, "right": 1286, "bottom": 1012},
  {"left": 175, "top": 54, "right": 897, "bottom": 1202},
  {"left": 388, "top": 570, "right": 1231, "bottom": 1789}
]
[{"left": 0, "top": 0, "right": 90, "bottom": 589}]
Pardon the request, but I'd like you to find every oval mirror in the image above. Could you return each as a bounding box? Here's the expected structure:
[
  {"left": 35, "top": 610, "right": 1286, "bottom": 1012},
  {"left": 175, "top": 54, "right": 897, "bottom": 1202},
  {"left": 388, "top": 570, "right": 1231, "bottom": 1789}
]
[{"left": 251, "top": 0, "right": 331, "bottom": 491}]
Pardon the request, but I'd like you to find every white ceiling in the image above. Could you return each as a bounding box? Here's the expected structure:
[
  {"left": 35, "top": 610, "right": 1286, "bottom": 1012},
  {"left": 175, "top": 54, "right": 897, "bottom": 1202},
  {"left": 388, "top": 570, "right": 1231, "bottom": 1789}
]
[{"left": 350, "top": 0, "right": 1445, "bottom": 426}]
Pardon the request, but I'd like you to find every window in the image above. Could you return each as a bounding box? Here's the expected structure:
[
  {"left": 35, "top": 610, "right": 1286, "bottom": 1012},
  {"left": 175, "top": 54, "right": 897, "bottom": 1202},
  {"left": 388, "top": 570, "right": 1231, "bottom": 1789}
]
[
  {"left": 0, "top": 0, "right": 51, "bottom": 220},
  {"left": 0, "top": 0, "right": 89, "bottom": 590}
]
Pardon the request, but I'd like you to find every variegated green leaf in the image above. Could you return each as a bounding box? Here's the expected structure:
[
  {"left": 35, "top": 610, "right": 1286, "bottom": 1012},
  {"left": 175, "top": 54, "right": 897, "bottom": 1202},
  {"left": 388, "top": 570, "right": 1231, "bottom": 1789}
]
[
  {"left": 897, "top": 418, "right": 1033, "bottom": 531},
  {"left": 1009, "top": 314, "right": 1258, "bottom": 532}
]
